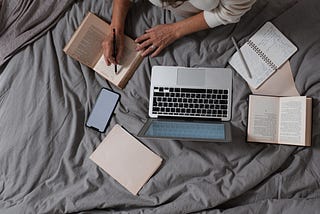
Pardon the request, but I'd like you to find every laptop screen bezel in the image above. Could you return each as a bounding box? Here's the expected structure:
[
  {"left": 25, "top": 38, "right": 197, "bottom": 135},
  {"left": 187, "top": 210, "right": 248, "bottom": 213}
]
[{"left": 138, "top": 118, "right": 232, "bottom": 143}]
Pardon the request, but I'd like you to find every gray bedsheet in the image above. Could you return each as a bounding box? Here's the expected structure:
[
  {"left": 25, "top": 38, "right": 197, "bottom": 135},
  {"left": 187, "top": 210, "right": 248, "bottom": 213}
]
[{"left": 1, "top": 0, "right": 320, "bottom": 213}]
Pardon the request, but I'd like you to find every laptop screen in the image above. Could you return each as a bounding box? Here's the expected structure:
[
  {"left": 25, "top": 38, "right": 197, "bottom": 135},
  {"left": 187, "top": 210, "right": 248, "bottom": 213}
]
[{"left": 138, "top": 119, "right": 232, "bottom": 142}]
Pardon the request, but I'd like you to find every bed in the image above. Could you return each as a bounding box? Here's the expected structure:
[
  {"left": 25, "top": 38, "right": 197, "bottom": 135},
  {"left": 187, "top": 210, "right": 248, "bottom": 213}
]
[{"left": 1, "top": 0, "right": 320, "bottom": 213}]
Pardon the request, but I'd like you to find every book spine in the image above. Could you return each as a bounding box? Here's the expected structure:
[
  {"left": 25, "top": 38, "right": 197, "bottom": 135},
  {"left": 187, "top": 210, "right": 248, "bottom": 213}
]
[{"left": 247, "top": 40, "right": 278, "bottom": 71}]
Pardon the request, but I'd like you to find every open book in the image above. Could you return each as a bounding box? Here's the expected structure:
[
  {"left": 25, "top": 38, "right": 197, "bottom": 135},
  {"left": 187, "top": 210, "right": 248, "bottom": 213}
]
[
  {"left": 90, "top": 124, "right": 162, "bottom": 195},
  {"left": 64, "top": 12, "right": 143, "bottom": 89},
  {"left": 247, "top": 95, "right": 312, "bottom": 146},
  {"left": 229, "top": 22, "right": 297, "bottom": 89}
]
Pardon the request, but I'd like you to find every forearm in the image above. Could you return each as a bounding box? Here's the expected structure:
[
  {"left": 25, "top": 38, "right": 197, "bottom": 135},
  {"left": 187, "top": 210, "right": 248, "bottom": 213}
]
[
  {"left": 135, "top": 12, "right": 210, "bottom": 57},
  {"left": 173, "top": 12, "right": 209, "bottom": 39},
  {"left": 110, "top": 0, "right": 131, "bottom": 33}
]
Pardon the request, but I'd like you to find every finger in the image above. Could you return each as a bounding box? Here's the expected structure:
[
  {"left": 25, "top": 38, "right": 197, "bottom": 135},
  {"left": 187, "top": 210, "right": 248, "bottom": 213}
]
[
  {"left": 104, "top": 55, "right": 111, "bottom": 66},
  {"left": 141, "top": 49, "right": 149, "bottom": 57},
  {"left": 141, "top": 45, "right": 156, "bottom": 57},
  {"left": 116, "top": 44, "right": 124, "bottom": 64},
  {"left": 102, "top": 43, "right": 112, "bottom": 66},
  {"left": 106, "top": 53, "right": 116, "bottom": 65},
  {"left": 106, "top": 57, "right": 116, "bottom": 65},
  {"left": 136, "top": 39, "right": 154, "bottom": 51},
  {"left": 150, "top": 46, "right": 162, "bottom": 58},
  {"left": 104, "top": 54, "right": 113, "bottom": 66},
  {"left": 102, "top": 39, "right": 117, "bottom": 63},
  {"left": 135, "top": 33, "right": 150, "bottom": 43},
  {"left": 145, "top": 28, "right": 153, "bottom": 33}
]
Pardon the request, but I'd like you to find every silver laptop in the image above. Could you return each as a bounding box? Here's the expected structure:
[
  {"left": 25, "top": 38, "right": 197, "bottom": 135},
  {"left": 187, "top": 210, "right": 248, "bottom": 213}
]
[{"left": 138, "top": 66, "right": 233, "bottom": 142}]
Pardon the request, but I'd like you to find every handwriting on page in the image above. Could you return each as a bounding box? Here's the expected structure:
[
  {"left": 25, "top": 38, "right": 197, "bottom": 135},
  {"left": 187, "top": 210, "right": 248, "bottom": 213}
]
[
  {"left": 250, "top": 22, "right": 297, "bottom": 67},
  {"left": 230, "top": 44, "right": 275, "bottom": 88}
]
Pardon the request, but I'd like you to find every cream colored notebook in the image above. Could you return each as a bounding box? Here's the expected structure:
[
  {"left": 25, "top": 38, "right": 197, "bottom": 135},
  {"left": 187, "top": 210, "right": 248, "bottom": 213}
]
[{"left": 90, "top": 124, "right": 162, "bottom": 195}]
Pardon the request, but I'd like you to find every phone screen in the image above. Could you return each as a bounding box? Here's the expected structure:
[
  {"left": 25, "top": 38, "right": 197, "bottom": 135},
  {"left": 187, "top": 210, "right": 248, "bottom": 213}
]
[{"left": 86, "top": 88, "right": 120, "bottom": 132}]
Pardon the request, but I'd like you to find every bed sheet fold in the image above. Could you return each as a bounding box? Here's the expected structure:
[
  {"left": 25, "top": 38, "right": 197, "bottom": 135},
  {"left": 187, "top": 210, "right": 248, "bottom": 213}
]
[{"left": 1, "top": 0, "right": 320, "bottom": 213}]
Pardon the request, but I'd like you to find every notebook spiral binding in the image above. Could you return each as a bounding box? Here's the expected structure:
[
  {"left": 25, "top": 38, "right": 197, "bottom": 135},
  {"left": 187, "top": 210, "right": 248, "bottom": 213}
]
[{"left": 247, "top": 40, "right": 278, "bottom": 71}]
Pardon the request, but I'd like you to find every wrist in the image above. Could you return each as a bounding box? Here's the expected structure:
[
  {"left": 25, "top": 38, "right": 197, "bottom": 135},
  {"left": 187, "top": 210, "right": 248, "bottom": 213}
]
[
  {"left": 110, "top": 23, "right": 124, "bottom": 35},
  {"left": 171, "top": 12, "right": 209, "bottom": 39},
  {"left": 171, "top": 22, "right": 184, "bottom": 40}
]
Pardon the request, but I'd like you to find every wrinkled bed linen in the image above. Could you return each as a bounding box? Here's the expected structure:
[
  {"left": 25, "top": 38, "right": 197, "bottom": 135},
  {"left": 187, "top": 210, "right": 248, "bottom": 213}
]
[
  {"left": 0, "top": 0, "right": 74, "bottom": 66},
  {"left": 0, "top": 0, "right": 320, "bottom": 213}
]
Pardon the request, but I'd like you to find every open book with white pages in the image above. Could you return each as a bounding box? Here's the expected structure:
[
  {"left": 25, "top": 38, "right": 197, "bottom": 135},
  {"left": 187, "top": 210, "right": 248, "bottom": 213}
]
[{"left": 247, "top": 95, "right": 312, "bottom": 146}]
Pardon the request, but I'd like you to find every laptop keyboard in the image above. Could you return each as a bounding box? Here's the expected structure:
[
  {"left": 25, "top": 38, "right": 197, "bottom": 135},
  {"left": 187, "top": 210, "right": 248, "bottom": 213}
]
[
  {"left": 146, "top": 120, "right": 225, "bottom": 139},
  {"left": 152, "top": 87, "right": 229, "bottom": 119}
]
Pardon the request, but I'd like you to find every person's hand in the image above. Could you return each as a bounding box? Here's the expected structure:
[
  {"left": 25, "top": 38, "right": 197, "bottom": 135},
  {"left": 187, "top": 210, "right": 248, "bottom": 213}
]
[
  {"left": 102, "top": 29, "right": 125, "bottom": 66},
  {"left": 135, "top": 23, "right": 179, "bottom": 57}
]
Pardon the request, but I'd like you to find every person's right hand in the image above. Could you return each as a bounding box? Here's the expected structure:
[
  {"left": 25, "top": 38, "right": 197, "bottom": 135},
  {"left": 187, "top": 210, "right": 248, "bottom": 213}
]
[{"left": 102, "top": 28, "right": 125, "bottom": 66}]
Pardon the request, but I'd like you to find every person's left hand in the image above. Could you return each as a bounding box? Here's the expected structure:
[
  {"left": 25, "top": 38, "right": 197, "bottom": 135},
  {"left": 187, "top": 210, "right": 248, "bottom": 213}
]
[{"left": 135, "top": 23, "right": 179, "bottom": 57}]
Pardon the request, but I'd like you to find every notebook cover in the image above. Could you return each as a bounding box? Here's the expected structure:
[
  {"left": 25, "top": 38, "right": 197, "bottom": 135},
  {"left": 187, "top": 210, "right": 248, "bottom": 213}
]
[{"left": 90, "top": 124, "right": 162, "bottom": 195}]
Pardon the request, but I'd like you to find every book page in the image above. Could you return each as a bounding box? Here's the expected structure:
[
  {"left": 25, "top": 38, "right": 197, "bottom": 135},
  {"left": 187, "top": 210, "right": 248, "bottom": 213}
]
[
  {"left": 90, "top": 125, "right": 162, "bottom": 195},
  {"left": 247, "top": 95, "right": 279, "bottom": 143},
  {"left": 93, "top": 36, "right": 141, "bottom": 86},
  {"left": 250, "top": 22, "right": 297, "bottom": 68},
  {"left": 229, "top": 43, "right": 274, "bottom": 89},
  {"left": 278, "top": 96, "right": 307, "bottom": 145},
  {"left": 64, "top": 12, "right": 142, "bottom": 88},
  {"left": 305, "top": 98, "right": 312, "bottom": 146},
  {"left": 63, "top": 12, "right": 109, "bottom": 68}
]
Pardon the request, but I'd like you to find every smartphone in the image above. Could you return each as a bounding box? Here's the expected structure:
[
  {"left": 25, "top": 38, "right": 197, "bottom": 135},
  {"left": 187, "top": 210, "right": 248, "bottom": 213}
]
[{"left": 86, "top": 88, "right": 120, "bottom": 132}]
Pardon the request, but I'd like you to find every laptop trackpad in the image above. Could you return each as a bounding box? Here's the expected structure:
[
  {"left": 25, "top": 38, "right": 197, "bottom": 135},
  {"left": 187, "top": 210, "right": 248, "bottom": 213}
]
[{"left": 177, "top": 68, "right": 205, "bottom": 86}]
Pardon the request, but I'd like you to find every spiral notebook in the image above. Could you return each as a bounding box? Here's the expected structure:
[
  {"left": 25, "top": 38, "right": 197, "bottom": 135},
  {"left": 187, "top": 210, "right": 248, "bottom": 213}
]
[{"left": 228, "top": 22, "right": 297, "bottom": 89}]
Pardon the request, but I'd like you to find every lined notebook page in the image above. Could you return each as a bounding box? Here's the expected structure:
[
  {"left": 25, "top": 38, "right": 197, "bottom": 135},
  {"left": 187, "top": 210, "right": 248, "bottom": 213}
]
[
  {"left": 250, "top": 22, "right": 297, "bottom": 67},
  {"left": 229, "top": 43, "right": 274, "bottom": 88},
  {"left": 229, "top": 22, "right": 297, "bottom": 89}
]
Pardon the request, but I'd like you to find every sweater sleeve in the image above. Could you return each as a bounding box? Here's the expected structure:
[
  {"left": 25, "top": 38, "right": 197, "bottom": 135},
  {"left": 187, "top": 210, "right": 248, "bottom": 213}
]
[{"left": 204, "top": 0, "right": 256, "bottom": 28}]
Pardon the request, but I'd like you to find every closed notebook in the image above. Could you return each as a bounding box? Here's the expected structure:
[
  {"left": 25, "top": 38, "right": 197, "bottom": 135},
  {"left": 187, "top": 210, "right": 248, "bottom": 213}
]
[
  {"left": 90, "top": 124, "right": 162, "bottom": 195},
  {"left": 229, "top": 22, "right": 297, "bottom": 89}
]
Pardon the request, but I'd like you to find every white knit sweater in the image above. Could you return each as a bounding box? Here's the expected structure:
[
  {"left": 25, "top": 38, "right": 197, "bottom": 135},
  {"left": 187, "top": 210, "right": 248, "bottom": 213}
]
[{"left": 148, "top": 0, "right": 256, "bottom": 28}]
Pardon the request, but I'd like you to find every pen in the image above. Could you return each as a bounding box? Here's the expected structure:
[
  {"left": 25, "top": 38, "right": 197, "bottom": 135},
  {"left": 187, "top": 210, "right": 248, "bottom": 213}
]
[
  {"left": 113, "top": 28, "right": 117, "bottom": 74},
  {"left": 231, "top": 36, "right": 252, "bottom": 78}
]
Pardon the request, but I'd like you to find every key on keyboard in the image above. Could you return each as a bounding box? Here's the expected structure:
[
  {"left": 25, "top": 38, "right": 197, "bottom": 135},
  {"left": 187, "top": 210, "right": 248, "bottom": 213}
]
[{"left": 152, "top": 87, "right": 229, "bottom": 119}]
